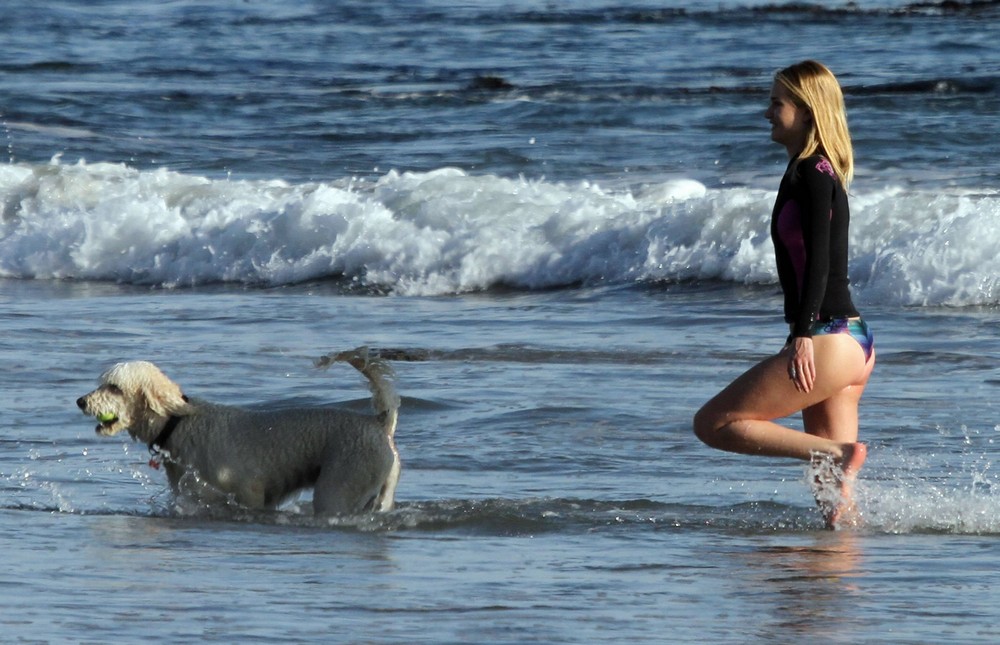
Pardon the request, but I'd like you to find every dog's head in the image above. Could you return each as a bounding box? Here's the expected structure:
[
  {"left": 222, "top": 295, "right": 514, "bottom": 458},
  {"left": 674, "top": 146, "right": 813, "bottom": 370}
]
[{"left": 77, "top": 361, "right": 191, "bottom": 437}]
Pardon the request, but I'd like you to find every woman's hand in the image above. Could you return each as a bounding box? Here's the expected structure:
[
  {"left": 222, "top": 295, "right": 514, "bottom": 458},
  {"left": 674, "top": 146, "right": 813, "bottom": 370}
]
[{"left": 788, "top": 336, "right": 816, "bottom": 392}]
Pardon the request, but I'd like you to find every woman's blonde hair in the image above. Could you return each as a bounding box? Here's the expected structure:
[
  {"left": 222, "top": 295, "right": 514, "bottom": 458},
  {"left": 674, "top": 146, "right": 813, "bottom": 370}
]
[{"left": 775, "top": 60, "right": 854, "bottom": 187}]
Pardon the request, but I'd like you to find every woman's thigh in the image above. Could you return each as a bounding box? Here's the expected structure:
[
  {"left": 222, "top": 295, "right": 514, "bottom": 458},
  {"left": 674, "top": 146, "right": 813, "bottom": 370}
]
[
  {"left": 698, "top": 333, "right": 868, "bottom": 428},
  {"left": 803, "top": 346, "right": 875, "bottom": 441}
]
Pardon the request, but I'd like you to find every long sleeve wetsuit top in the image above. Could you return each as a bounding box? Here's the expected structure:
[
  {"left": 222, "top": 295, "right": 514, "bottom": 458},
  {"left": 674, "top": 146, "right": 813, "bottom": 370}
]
[{"left": 770, "top": 155, "right": 859, "bottom": 339}]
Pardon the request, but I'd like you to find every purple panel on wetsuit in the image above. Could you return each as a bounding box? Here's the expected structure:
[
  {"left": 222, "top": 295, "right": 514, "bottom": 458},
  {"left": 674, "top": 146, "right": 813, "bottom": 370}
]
[{"left": 776, "top": 200, "right": 806, "bottom": 297}]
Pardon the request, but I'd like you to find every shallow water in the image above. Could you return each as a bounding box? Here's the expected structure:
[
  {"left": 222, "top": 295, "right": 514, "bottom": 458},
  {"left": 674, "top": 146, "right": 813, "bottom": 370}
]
[{"left": 4, "top": 280, "right": 1000, "bottom": 642}]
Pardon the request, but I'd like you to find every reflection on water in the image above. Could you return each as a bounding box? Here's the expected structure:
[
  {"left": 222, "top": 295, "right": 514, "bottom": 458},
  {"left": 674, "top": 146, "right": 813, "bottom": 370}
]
[{"left": 742, "top": 532, "right": 865, "bottom": 639}]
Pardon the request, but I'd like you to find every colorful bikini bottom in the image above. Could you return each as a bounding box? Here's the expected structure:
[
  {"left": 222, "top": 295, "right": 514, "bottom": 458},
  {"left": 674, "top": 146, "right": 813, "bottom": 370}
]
[{"left": 809, "top": 317, "right": 874, "bottom": 361}]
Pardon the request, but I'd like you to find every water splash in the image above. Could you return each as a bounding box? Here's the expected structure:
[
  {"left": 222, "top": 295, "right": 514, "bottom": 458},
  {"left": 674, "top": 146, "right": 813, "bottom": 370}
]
[{"left": 850, "top": 440, "right": 1000, "bottom": 534}]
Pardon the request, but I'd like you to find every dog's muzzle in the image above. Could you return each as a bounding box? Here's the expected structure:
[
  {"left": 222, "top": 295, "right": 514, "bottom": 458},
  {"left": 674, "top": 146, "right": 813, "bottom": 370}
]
[{"left": 77, "top": 397, "right": 120, "bottom": 434}]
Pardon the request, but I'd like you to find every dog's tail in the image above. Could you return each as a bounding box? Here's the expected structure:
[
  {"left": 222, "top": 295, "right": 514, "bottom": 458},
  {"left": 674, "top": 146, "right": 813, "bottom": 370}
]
[{"left": 315, "top": 347, "right": 400, "bottom": 437}]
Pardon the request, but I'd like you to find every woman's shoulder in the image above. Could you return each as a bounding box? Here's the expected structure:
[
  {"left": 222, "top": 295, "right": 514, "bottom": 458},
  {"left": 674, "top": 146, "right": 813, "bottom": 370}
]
[
  {"left": 788, "top": 155, "right": 840, "bottom": 191},
  {"left": 799, "top": 155, "right": 837, "bottom": 180}
]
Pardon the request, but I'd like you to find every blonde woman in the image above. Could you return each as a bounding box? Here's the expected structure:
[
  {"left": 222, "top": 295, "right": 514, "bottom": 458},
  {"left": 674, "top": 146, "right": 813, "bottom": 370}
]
[{"left": 693, "top": 60, "right": 875, "bottom": 529}]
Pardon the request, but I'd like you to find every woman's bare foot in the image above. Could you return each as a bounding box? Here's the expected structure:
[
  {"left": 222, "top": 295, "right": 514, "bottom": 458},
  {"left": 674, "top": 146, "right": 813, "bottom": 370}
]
[{"left": 823, "top": 442, "right": 867, "bottom": 529}]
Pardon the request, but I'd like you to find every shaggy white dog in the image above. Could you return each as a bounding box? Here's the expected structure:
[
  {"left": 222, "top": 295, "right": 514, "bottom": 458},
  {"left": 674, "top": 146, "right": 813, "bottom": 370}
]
[{"left": 77, "top": 348, "right": 400, "bottom": 515}]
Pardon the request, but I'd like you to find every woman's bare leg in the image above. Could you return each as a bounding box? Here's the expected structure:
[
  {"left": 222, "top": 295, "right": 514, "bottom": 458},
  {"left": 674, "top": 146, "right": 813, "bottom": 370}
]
[
  {"left": 693, "top": 333, "right": 867, "bottom": 460},
  {"left": 693, "top": 334, "right": 871, "bottom": 528},
  {"left": 803, "top": 349, "right": 876, "bottom": 527},
  {"left": 802, "top": 347, "right": 875, "bottom": 442}
]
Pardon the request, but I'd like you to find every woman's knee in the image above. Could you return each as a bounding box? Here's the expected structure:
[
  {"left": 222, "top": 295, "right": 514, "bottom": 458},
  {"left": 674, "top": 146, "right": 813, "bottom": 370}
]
[{"left": 693, "top": 404, "right": 722, "bottom": 446}]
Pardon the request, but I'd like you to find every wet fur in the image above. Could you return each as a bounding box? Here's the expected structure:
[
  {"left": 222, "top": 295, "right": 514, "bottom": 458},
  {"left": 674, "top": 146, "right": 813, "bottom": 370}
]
[{"left": 76, "top": 348, "right": 400, "bottom": 515}]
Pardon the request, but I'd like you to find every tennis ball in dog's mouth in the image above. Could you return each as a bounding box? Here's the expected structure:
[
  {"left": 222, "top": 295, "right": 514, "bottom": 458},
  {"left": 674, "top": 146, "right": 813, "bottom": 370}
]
[{"left": 96, "top": 412, "right": 117, "bottom": 423}]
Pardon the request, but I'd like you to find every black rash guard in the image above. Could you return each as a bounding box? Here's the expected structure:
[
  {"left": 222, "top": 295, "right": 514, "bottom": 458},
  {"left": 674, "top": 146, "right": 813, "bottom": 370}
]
[{"left": 770, "top": 155, "right": 859, "bottom": 339}]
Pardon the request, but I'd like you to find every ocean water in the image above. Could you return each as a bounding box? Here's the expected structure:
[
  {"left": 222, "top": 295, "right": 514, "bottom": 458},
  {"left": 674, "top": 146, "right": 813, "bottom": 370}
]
[{"left": 2, "top": 1, "right": 1000, "bottom": 643}]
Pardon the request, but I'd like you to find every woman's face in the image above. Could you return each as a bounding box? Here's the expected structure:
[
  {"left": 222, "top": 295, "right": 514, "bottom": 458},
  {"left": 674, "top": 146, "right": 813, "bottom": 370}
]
[{"left": 764, "top": 80, "right": 811, "bottom": 154}]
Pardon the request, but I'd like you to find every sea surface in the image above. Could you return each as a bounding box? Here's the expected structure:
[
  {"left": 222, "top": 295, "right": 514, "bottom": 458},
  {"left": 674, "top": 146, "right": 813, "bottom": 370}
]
[{"left": 2, "top": 1, "right": 999, "bottom": 643}]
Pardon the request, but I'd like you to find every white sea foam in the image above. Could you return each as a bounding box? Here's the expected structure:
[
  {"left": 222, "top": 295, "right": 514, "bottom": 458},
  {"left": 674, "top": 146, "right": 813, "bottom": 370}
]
[
  {"left": 0, "top": 159, "right": 997, "bottom": 305},
  {"left": 856, "top": 441, "right": 1000, "bottom": 535}
]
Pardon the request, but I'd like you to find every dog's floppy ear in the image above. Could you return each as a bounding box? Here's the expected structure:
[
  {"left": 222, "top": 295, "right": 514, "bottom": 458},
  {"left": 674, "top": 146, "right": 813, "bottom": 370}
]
[
  {"left": 136, "top": 364, "right": 192, "bottom": 418},
  {"left": 142, "top": 381, "right": 190, "bottom": 417}
]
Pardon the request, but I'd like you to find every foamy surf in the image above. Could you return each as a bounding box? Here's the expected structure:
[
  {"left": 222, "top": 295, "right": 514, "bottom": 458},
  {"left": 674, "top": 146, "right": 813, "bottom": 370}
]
[{"left": 1, "top": 158, "right": 997, "bottom": 305}]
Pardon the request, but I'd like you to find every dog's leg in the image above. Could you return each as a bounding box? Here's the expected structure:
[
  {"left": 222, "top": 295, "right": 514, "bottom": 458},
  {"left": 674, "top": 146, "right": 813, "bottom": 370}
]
[
  {"left": 312, "top": 468, "right": 374, "bottom": 516},
  {"left": 373, "top": 451, "right": 401, "bottom": 512}
]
